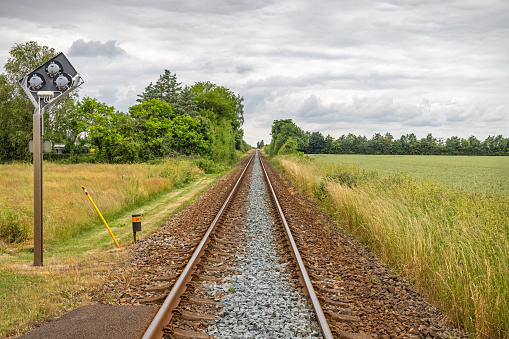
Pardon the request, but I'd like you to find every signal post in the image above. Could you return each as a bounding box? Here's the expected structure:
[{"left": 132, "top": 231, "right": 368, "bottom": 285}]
[{"left": 19, "top": 53, "right": 84, "bottom": 266}]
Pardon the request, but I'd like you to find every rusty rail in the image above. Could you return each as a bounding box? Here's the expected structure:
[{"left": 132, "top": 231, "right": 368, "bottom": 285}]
[
  {"left": 142, "top": 152, "right": 255, "bottom": 339},
  {"left": 259, "top": 153, "right": 334, "bottom": 339}
]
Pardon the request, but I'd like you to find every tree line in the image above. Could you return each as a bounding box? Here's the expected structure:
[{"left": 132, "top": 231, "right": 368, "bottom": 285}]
[
  {"left": 265, "top": 119, "right": 509, "bottom": 156},
  {"left": 0, "top": 42, "right": 250, "bottom": 165}
]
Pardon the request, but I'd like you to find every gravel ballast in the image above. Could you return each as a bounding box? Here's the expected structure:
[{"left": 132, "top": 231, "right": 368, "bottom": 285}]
[{"left": 206, "top": 153, "right": 323, "bottom": 338}]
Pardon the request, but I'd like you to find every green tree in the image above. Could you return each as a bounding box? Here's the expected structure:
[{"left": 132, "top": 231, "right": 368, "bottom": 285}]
[
  {"left": 209, "top": 117, "right": 236, "bottom": 163},
  {"left": 382, "top": 132, "right": 393, "bottom": 155},
  {"left": 268, "top": 119, "right": 308, "bottom": 156},
  {"left": 392, "top": 138, "right": 404, "bottom": 155},
  {"left": 407, "top": 133, "right": 420, "bottom": 155},
  {"left": 460, "top": 138, "right": 471, "bottom": 155},
  {"left": 129, "top": 99, "right": 175, "bottom": 160},
  {"left": 0, "top": 74, "right": 33, "bottom": 162},
  {"left": 137, "top": 69, "right": 182, "bottom": 105},
  {"left": 338, "top": 134, "right": 353, "bottom": 154},
  {"left": 330, "top": 139, "right": 342, "bottom": 154},
  {"left": 278, "top": 137, "right": 299, "bottom": 155},
  {"left": 45, "top": 95, "right": 84, "bottom": 155},
  {"left": 192, "top": 81, "right": 244, "bottom": 131},
  {"left": 174, "top": 85, "right": 198, "bottom": 116},
  {"left": 324, "top": 134, "right": 334, "bottom": 154},
  {"left": 86, "top": 98, "right": 139, "bottom": 163},
  {"left": 191, "top": 81, "right": 245, "bottom": 162},
  {"left": 169, "top": 115, "right": 210, "bottom": 156},
  {"left": 366, "top": 133, "right": 383, "bottom": 154},
  {"left": 445, "top": 136, "right": 461, "bottom": 155},
  {"left": 468, "top": 135, "right": 483, "bottom": 155},
  {"left": 135, "top": 73, "right": 246, "bottom": 164},
  {"left": 307, "top": 131, "right": 325, "bottom": 154},
  {"left": 399, "top": 134, "right": 409, "bottom": 155},
  {"left": 353, "top": 135, "right": 368, "bottom": 154},
  {"left": 492, "top": 135, "right": 508, "bottom": 156},
  {"left": 419, "top": 133, "right": 439, "bottom": 155}
]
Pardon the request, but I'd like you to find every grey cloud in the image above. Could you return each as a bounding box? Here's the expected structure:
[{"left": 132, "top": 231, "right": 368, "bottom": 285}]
[
  {"left": 109, "top": 0, "right": 275, "bottom": 15},
  {"left": 483, "top": 106, "right": 507, "bottom": 122},
  {"left": 68, "top": 39, "right": 126, "bottom": 58},
  {"left": 376, "top": 3, "right": 401, "bottom": 12},
  {"left": 296, "top": 94, "right": 410, "bottom": 124},
  {"left": 235, "top": 64, "right": 254, "bottom": 74},
  {"left": 97, "top": 86, "right": 118, "bottom": 104},
  {"left": 293, "top": 93, "right": 506, "bottom": 131},
  {"left": 198, "top": 61, "right": 214, "bottom": 71}
]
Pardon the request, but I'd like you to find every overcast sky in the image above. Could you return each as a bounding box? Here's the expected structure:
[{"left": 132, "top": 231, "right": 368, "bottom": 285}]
[{"left": 1, "top": 0, "right": 508, "bottom": 146}]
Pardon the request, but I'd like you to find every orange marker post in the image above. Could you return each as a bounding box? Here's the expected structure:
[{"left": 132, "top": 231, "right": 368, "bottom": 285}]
[{"left": 82, "top": 186, "right": 120, "bottom": 248}]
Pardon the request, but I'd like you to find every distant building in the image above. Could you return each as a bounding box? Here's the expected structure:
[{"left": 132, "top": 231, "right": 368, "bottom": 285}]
[{"left": 54, "top": 144, "right": 65, "bottom": 154}]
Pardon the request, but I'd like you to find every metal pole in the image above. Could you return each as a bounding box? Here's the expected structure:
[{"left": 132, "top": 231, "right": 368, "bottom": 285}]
[
  {"left": 82, "top": 187, "right": 120, "bottom": 248},
  {"left": 33, "top": 106, "right": 43, "bottom": 266}
]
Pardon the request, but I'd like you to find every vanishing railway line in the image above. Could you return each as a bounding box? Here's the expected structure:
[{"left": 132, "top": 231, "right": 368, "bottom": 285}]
[
  {"left": 108, "top": 150, "right": 468, "bottom": 339},
  {"left": 140, "top": 151, "right": 344, "bottom": 338}
]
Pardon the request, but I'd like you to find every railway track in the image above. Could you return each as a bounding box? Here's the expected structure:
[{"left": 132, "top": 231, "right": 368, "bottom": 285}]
[
  {"left": 138, "top": 151, "right": 356, "bottom": 338},
  {"left": 98, "top": 150, "right": 468, "bottom": 339}
]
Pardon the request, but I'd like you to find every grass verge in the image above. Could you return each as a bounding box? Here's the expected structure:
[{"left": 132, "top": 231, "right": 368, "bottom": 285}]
[
  {"left": 274, "top": 155, "right": 508, "bottom": 339},
  {"left": 0, "top": 171, "right": 220, "bottom": 338}
]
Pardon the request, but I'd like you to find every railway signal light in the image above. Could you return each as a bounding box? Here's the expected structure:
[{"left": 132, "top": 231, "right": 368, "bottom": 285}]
[
  {"left": 45, "top": 60, "right": 62, "bottom": 77},
  {"left": 18, "top": 52, "right": 84, "bottom": 267},
  {"left": 19, "top": 52, "right": 84, "bottom": 109},
  {"left": 28, "top": 73, "right": 45, "bottom": 90}
]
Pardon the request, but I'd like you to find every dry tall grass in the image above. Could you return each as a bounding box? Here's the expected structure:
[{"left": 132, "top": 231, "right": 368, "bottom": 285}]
[
  {"left": 277, "top": 155, "right": 508, "bottom": 339},
  {"left": 0, "top": 159, "right": 203, "bottom": 244}
]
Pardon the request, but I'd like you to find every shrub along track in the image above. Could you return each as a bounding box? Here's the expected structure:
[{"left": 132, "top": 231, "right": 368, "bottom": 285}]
[{"left": 93, "top": 152, "right": 468, "bottom": 339}]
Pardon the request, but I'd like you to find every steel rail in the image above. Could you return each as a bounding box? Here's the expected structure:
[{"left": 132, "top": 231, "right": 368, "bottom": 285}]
[
  {"left": 142, "top": 152, "right": 255, "bottom": 339},
  {"left": 259, "top": 152, "right": 334, "bottom": 339}
]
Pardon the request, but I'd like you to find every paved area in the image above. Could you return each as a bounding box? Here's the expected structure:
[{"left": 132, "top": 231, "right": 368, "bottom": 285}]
[{"left": 19, "top": 304, "right": 158, "bottom": 339}]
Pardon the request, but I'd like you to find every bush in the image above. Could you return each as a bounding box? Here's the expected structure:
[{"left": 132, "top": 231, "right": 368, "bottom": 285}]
[
  {"left": 58, "top": 154, "right": 98, "bottom": 164},
  {"left": 277, "top": 137, "right": 298, "bottom": 155},
  {"left": 0, "top": 206, "right": 28, "bottom": 243},
  {"left": 193, "top": 157, "right": 227, "bottom": 174}
]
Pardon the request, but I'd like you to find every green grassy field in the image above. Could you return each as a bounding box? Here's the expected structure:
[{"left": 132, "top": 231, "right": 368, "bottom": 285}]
[
  {"left": 276, "top": 154, "right": 509, "bottom": 339},
  {"left": 309, "top": 154, "right": 509, "bottom": 196}
]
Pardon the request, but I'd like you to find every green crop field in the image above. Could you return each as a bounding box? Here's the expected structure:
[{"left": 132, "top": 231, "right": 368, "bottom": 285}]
[
  {"left": 277, "top": 154, "right": 509, "bottom": 338},
  {"left": 309, "top": 154, "right": 509, "bottom": 196}
]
